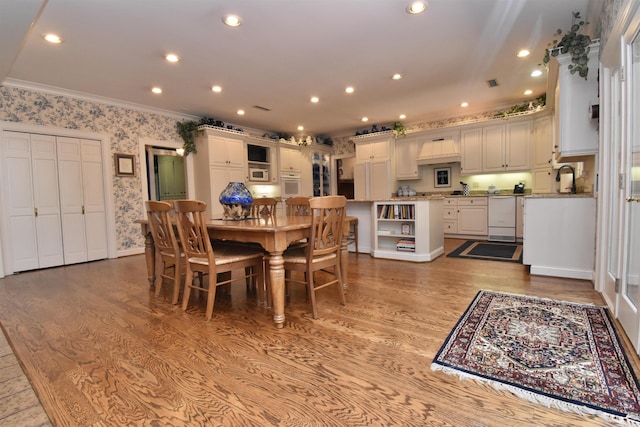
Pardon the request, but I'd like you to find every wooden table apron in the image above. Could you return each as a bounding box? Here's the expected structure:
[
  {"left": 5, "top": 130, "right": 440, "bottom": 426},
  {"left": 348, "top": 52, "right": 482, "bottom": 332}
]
[{"left": 136, "top": 215, "right": 352, "bottom": 328}]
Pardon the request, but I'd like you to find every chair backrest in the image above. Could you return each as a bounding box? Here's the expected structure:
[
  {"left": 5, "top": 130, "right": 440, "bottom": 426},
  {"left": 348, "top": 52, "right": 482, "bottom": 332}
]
[
  {"left": 285, "top": 196, "right": 311, "bottom": 216},
  {"left": 251, "top": 197, "right": 278, "bottom": 217},
  {"left": 146, "top": 200, "right": 179, "bottom": 256},
  {"left": 308, "top": 196, "right": 346, "bottom": 258},
  {"left": 173, "top": 200, "right": 214, "bottom": 262}
]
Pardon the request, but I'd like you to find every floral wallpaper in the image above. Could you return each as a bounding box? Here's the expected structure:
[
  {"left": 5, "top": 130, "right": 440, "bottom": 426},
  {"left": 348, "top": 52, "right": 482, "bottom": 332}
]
[{"left": 0, "top": 85, "right": 181, "bottom": 251}]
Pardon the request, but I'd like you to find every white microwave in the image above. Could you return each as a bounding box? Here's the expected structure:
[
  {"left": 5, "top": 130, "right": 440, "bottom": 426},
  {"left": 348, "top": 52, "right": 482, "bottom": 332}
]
[{"left": 249, "top": 168, "right": 269, "bottom": 182}]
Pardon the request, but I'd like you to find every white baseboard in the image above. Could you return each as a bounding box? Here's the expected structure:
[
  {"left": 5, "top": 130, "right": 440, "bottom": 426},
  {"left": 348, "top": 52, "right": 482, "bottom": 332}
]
[{"left": 530, "top": 265, "right": 594, "bottom": 281}]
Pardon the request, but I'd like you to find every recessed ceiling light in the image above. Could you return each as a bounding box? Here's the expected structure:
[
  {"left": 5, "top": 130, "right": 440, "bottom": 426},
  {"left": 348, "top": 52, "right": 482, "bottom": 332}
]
[
  {"left": 362, "top": 117, "right": 369, "bottom": 122},
  {"left": 517, "top": 49, "right": 530, "bottom": 58},
  {"left": 298, "top": 125, "right": 304, "bottom": 131},
  {"left": 310, "top": 96, "right": 319, "bottom": 103},
  {"left": 406, "top": 1, "right": 427, "bottom": 14},
  {"left": 460, "top": 102, "right": 469, "bottom": 107},
  {"left": 345, "top": 86, "right": 354, "bottom": 94},
  {"left": 212, "top": 85, "right": 222, "bottom": 93},
  {"left": 524, "top": 89, "right": 533, "bottom": 95},
  {"left": 392, "top": 73, "right": 402, "bottom": 80},
  {"left": 531, "top": 69, "right": 543, "bottom": 77},
  {"left": 43, "top": 33, "right": 63, "bottom": 44},
  {"left": 237, "top": 109, "right": 245, "bottom": 115},
  {"left": 164, "top": 53, "right": 180, "bottom": 63},
  {"left": 151, "top": 87, "right": 162, "bottom": 94},
  {"left": 223, "top": 14, "right": 242, "bottom": 27},
  {"left": 399, "top": 114, "right": 407, "bottom": 119}
]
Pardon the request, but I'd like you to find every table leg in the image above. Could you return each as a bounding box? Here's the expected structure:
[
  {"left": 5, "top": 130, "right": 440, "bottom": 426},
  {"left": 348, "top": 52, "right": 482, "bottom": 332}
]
[
  {"left": 143, "top": 229, "right": 156, "bottom": 290},
  {"left": 341, "top": 238, "right": 349, "bottom": 291},
  {"left": 268, "top": 251, "right": 285, "bottom": 328}
]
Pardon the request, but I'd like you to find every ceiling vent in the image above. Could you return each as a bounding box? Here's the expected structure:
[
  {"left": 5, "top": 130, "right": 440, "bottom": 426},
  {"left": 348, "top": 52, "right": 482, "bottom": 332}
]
[
  {"left": 253, "top": 105, "right": 271, "bottom": 111},
  {"left": 486, "top": 79, "right": 499, "bottom": 88}
]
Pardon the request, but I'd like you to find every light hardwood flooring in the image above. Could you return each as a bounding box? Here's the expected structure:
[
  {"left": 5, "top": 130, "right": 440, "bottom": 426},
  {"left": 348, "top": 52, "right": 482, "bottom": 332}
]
[{"left": 0, "top": 238, "right": 637, "bottom": 426}]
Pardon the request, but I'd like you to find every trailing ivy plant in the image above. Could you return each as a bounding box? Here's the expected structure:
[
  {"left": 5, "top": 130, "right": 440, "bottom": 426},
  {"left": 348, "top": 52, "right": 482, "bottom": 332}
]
[
  {"left": 542, "top": 12, "right": 592, "bottom": 80},
  {"left": 393, "top": 121, "right": 406, "bottom": 138},
  {"left": 176, "top": 120, "right": 202, "bottom": 155}
]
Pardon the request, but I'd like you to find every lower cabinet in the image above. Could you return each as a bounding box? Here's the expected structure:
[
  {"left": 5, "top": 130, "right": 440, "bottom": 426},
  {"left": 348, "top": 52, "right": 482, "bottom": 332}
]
[
  {"left": 443, "top": 197, "right": 488, "bottom": 237},
  {"left": 372, "top": 199, "right": 444, "bottom": 262}
]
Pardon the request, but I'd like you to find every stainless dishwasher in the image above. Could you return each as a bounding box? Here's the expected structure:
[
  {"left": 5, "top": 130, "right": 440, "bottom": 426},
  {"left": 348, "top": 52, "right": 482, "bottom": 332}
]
[{"left": 488, "top": 196, "right": 516, "bottom": 242}]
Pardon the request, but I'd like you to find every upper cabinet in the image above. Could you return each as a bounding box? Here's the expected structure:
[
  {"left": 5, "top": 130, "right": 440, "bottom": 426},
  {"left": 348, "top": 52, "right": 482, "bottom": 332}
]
[
  {"left": 482, "top": 121, "right": 531, "bottom": 172},
  {"left": 209, "top": 135, "right": 245, "bottom": 169},
  {"left": 532, "top": 115, "right": 554, "bottom": 169},
  {"left": 460, "top": 128, "right": 483, "bottom": 175},
  {"left": 554, "top": 44, "right": 599, "bottom": 158},
  {"left": 355, "top": 134, "right": 392, "bottom": 163},
  {"left": 396, "top": 138, "right": 418, "bottom": 180},
  {"left": 279, "top": 145, "right": 301, "bottom": 174}
]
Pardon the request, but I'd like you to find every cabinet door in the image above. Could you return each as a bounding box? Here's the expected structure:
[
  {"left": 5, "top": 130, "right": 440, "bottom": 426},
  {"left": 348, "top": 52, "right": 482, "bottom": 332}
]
[
  {"left": 460, "top": 128, "right": 482, "bottom": 174},
  {"left": 505, "top": 121, "right": 531, "bottom": 171},
  {"left": 532, "top": 116, "right": 553, "bottom": 169},
  {"left": 516, "top": 197, "right": 524, "bottom": 238},
  {"left": 280, "top": 146, "right": 301, "bottom": 173},
  {"left": 532, "top": 168, "right": 554, "bottom": 193},
  {"left": 354, "top": 162, "right": 368, "bottom": 199},
  {"left": 396, "top": 139, "right": 418, "bottom": 180},
  {"left": 372, "top": 139, "right": 390, "bottom": 159},
  {"left": 356, "top": 141, "right": 374, "bottom": 162},
  {"left": 482, "top": 125, "right": 506, "bottom": 172},
  {"left": 226, "top": 138, "right": 245, "bottom": 168},
  {"left": 370, "top": 160, "right": 391, "bottom": 200},
  {"left": 457, "top": 206, "right": 488, "bottom": 235}
]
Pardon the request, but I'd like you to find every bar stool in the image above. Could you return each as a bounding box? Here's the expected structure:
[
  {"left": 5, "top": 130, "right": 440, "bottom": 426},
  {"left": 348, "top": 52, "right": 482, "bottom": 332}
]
[{"left": 346, "top": 216, "right": 359, "bottom": 253}]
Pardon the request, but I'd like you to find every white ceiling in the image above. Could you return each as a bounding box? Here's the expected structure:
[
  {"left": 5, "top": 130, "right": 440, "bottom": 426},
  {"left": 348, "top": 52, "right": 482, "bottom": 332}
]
[{"left": 1, "top": 0, "right": 597, "bottom": 137}]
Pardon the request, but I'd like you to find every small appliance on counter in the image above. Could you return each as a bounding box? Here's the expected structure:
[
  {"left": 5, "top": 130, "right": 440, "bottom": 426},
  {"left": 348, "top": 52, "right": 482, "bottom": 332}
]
[
  {"left": 459, "top": 181, "right": 470, "bottom": 196},
  {"left": 514, "top": 182, "right": 525, "bottom": 194},
  {"left": 485, "top": 185, "right": 501, "bottom": 194}
]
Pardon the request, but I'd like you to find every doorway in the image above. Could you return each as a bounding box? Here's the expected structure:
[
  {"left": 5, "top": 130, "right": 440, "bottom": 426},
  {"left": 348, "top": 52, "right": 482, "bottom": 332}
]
[
  {"left": 335, "top": 156, "right": 355, "bottom": 199},
  {"left": 146, "top": 147, "right": 186, "bottom": 201}
]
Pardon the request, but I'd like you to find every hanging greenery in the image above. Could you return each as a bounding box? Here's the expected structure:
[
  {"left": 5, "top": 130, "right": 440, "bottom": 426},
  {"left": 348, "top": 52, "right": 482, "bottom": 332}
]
[
  {"left": 176, "top": 120, "right": 202, "bottom": 155},
  {"left": 392, "top": 121, "right": 406, "bottom": 138},
  {"left": 542, "top": 12, "right": 592, "bottom": 80}
]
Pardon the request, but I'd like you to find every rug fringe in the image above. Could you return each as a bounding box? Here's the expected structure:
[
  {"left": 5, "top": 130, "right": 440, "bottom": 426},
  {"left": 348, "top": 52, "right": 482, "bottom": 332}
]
[{"left": 431, "top": 363, "right": 640, "bottom": 426}]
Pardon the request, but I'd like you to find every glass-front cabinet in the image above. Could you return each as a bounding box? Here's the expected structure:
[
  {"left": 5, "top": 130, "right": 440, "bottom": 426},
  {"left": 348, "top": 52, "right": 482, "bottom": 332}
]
[{"left": 312, "top": 152, "right": 330, "bottom": 196}]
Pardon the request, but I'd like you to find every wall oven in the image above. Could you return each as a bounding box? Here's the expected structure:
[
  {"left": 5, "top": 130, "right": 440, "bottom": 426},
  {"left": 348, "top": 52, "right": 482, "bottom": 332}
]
[{"left": 281, "top": 173, "right": 301, "bottom": 198}]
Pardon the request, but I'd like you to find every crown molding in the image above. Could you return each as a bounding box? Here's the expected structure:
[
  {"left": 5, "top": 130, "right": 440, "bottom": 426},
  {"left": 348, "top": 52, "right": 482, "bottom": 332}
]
[{"left": 1, "top": 78, "right": 198, "bottom": 121}]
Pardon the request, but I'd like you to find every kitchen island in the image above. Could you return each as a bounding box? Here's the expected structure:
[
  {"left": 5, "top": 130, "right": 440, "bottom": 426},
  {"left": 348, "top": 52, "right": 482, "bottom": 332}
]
[
  {"left": 522, "top": 193, "right": 596, "bottom": 280},
  {"left": 347, "top": 196, "right": 444, "bottom": 262}
]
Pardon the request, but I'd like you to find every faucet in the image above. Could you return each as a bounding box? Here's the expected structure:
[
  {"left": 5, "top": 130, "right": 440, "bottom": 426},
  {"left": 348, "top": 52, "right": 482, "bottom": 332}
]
[{"left": 555, "top": 165, "right": 576, "bottom": 194}]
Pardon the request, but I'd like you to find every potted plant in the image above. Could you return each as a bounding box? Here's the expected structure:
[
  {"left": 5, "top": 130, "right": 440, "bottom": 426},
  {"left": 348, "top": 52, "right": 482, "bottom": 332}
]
[
  {"left": 393, "top": 121, "right": 406, "bottom": 138},
  {"left": 176, "top": 120, "right": 201, "bottom": 155},
  {"left": 542, "top": 12, "right": 592, "bottom": 80}
]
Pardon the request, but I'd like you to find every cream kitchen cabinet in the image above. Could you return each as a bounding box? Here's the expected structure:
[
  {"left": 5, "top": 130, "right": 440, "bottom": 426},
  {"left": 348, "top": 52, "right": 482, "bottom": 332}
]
[
  {"left": 355, "top": 159, "right": 392, "bottom": 200},
  {"left": 395, "top": 137, "right": 418, "bottom": 180},
  {"left": 443, "top": 196, "right": 488, "bottom": 236},
  {"left": 194, "top": 129, "right": 246, "bottom": 218},
  {"left": 460, "top": 128, "right": 483, "bottom": 175},
  {"left": 532, "top": 115, "right": 555, "bottom": 193},
  {"left": 554, "top": 44, "right": 599, "bottom": 158},
  {"left": 279, "top": 145, "right": 301, "bottom": 174},
  {"left": 457, "top": 197, "right": 488, "bottom": 236},
  {"left": 482, "top": 121, "right": 531, "bottom": 172},
  {"left": 355, "top": 134, "right": 391, "bottom": 163}
]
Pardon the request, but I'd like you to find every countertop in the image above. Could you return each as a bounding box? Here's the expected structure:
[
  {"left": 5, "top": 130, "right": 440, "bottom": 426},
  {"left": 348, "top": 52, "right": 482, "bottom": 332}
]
[{"left": 346, "top": 191, "right": 595, "bottom": 203}]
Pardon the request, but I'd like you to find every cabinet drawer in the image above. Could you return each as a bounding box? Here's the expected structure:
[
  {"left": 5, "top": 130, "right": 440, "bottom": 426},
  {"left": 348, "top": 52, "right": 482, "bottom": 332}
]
[
  {"left": 457, "top": 197, "right": 487, "bottom": 206},
  {"left": 443, "top": 207, "right": 457, "bottom": 220},
  {"left": 443, "top": 220, "right": 458, "bottom": 234},
  {"left": 444, "top": 198, "right": 458, "bottom": 206}
]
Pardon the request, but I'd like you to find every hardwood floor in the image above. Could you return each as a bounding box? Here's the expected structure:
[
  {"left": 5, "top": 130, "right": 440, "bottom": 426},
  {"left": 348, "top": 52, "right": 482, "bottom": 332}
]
[{"left": 0, "top": 238, "right": 637, "bottom": 426}]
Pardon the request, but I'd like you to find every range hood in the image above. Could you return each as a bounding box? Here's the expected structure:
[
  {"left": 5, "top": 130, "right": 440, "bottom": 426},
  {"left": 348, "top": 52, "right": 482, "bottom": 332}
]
[{"left": 416, "top": 137, "right": 461, "bottom": 165}]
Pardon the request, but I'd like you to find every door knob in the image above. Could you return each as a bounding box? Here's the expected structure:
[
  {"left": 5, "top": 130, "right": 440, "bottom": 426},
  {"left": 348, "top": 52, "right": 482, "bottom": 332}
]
[{"left": 627, "top": 197, "right": 640, "bottom": 202}]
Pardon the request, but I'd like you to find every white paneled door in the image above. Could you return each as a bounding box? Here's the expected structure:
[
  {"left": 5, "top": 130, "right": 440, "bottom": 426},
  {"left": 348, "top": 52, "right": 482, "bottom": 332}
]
[
  {"left": 3, "top": 132, "right": 64, "bottom": 271},
  {"left": 57, "top": 137, "right": 108, "bottom": 264},
  {"left": 2, "top": 131, "right": 108, "bottom": 273}
]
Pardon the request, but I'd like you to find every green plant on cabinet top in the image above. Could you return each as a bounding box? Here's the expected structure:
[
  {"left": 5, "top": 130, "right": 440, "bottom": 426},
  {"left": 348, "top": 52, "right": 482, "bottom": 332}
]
[
  {"left": 176, "top": 120, "right": 201, "bottom": 155},
  {"left": 542, "top": 11, "right": 592, "bottom": 80}
]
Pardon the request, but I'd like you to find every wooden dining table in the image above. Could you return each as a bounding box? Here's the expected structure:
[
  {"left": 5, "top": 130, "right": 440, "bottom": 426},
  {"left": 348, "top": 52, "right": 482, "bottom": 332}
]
[{"left": 136, "top": 214, "right": 354, "bottom": 328}]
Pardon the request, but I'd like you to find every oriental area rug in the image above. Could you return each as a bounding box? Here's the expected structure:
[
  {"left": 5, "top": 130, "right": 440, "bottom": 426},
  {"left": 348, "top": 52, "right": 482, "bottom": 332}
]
[
  {"left": 447, "top": 240, "right": 522, "bottom": 263},
  {"left": 431, "top": 290, "right": 640, "bottom": 425}
]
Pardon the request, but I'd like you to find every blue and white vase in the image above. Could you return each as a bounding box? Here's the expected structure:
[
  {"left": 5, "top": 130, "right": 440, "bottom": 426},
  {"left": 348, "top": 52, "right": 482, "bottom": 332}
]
[{"left": 219, "top": 182, "right": 253, "bottom": 220}]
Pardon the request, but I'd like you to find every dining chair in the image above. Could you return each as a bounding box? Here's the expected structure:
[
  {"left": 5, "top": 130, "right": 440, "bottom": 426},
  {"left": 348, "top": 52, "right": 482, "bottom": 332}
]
[
  {"left": 345, "top": 216, "right": 359, "bottom": 253},
  {"left": 173, "top": 200, "right": 264, "bottom": 321},
  {"left": 251, "top": 197, "right": 278, "bottom": 217},
  {"left": 285, "top": 196, "right": 311, "bottom": 216},
  {"left": 283, "top": 195, "right": 347, "bottom": 319},
  {"left": 145, "top": 200, "right": 184, "bottom": 304}
]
